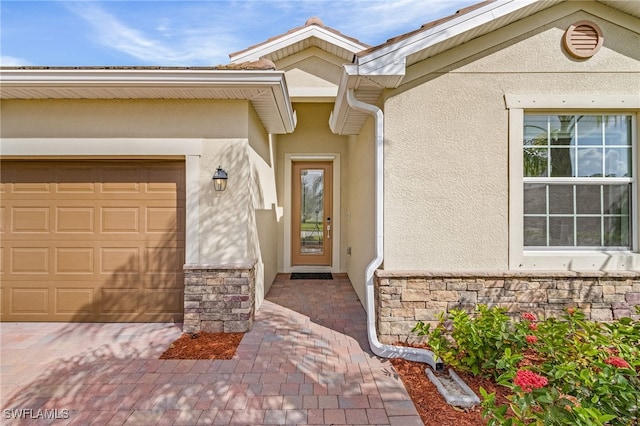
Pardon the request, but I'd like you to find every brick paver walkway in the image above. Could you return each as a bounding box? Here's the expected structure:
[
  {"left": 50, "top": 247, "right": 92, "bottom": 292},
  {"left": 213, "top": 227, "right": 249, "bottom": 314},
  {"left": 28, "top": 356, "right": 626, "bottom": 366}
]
[{"left": 1, "top": 274, "right": 422, "bottom": 425}]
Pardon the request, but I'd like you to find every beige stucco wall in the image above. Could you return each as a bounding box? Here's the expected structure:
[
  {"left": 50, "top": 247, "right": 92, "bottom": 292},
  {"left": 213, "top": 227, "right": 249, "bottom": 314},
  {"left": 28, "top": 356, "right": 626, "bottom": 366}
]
[
  {"left": 345, "top": 116, "right": 376, "bottom": 304},
  {"left": 0, "top": 99, "right": 248, "bottom": 138},
  {"left": 199, "top": 138, "right": 251, "bottom": 264},
  {"left": 382, "top": 6, "right": 640, "bottom": 271},
  {"left": 247, "top": 105, "right": 278, "bottom": 307},
  {"left": 275, "top": 102, "right": 350, "bottom": 272}
]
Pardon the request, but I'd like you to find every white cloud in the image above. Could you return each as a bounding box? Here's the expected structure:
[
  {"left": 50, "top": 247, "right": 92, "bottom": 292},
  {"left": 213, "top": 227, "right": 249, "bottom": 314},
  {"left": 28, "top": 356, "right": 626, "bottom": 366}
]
[
  {"left": 0, "top": 55, "right": 31, "bottom": 66},
  {"left": 65, "top": 2, "right": 236, "bottom": 65}
]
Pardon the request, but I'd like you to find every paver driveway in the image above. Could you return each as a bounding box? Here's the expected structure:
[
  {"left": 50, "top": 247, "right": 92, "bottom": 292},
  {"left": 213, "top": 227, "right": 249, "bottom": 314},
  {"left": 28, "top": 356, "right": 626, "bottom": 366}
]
[{"left": 1, "top": 274, "right": 422, "bottom": 425}]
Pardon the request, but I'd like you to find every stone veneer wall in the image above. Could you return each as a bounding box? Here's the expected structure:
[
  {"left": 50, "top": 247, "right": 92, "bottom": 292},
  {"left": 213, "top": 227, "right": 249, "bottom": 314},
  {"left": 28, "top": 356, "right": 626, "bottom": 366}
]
[
  {"left": 183, "top": 262, "right": 256, "bottom": 334},
  {"left": 375, "top": 271, "right": 640, "bottom": 344}
]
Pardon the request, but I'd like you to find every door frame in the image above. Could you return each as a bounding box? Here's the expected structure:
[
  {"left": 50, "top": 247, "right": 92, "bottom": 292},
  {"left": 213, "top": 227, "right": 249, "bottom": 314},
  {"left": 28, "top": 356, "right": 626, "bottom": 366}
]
[{"left": 284, "top": 153, "right": 340, "bottom": 273}]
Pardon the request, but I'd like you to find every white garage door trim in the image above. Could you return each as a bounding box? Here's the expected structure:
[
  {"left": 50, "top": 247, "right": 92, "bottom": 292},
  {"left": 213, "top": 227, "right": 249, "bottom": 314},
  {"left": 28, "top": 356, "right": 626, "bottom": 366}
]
[{"left": 1, "top": 138, "right": 202, "bottom": 264}]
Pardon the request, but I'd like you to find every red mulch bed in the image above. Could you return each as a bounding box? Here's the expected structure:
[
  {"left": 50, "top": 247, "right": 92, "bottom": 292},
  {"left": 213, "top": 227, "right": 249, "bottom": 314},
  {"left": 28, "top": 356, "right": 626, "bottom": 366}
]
[
  {"left": 160, "top": 334, "right": 512, "bottom": 425},
  {"left": 159, "top": 332, "right": 244, "bottom": 360}
]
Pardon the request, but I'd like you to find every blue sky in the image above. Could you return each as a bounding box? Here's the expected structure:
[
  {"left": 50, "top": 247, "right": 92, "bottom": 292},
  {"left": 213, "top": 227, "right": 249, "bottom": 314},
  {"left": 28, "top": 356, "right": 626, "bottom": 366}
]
[{"left": 1, "top": 0, "right": 478, "bottom": 67}]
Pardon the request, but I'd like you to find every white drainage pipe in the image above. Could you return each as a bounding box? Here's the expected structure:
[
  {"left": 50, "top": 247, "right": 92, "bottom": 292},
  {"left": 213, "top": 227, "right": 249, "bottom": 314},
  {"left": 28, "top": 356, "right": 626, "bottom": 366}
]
[{"left": 346, "top": 89, "right": 443, "bottom": 371}]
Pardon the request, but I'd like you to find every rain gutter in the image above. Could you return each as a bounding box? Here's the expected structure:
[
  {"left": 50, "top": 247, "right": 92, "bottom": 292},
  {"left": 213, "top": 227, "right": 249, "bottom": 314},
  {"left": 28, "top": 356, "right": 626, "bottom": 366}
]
[{"left": 346, "top": 88, "right": 443, "bottom": 372}]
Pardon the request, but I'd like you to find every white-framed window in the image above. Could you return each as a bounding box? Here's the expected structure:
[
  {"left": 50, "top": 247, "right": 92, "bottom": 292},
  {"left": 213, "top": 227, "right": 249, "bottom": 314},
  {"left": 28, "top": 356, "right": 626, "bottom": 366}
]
[
  {"left": 523, "top": 114, "right": 633, "bottom": 249},
  {"left": 506, "top": 95, "right": 640, "bottom": 271}
]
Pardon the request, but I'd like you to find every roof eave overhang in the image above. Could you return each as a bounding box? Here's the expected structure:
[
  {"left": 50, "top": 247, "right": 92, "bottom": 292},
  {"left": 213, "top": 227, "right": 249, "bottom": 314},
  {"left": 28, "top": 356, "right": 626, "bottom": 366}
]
[
  {"left": 0, "top": 69, "right": 296, "bottom": 134},
  {"left": 356, "top": 0, "right": 543, "bottom": 75},
  {"left": 329, "top": 61, "right": 405, "bottom": 135}
]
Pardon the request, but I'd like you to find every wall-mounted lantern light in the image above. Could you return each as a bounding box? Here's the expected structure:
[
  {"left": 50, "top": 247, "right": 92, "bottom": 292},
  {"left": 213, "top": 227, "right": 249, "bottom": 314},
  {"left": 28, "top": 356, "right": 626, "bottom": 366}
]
[{"left": 212, "top": 166, "right": 228, "bottom": 191}]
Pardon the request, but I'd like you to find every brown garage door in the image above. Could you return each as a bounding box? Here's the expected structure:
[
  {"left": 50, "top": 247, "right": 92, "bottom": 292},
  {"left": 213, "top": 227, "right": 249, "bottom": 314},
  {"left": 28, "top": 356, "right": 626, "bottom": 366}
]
[{"left": 0, "top": 160, "right": 185, "bottom": 322}]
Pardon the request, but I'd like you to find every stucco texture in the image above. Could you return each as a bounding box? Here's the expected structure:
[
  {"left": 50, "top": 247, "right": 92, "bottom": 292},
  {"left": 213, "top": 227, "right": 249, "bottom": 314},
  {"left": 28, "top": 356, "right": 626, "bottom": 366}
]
[
  {"left": 0, "top": 99, "right": 248, "bottom": 138},
  {"left": 382, "top": 7, "right": 640, "bottom": 271},
  {"left": 345, "top": 116, "right": 376, "bottom": 305}
]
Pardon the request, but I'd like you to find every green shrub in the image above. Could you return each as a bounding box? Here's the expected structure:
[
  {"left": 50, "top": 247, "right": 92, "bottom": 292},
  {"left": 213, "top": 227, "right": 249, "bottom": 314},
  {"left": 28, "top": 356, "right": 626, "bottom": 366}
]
[{"left": 412, "top": 305, "right": 640, "bottom": 426}]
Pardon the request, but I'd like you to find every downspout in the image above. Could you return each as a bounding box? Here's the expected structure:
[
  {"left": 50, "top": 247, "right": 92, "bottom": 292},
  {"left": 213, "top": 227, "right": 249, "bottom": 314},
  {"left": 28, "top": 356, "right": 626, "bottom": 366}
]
[{"left": 346, "top": 89, "right": 443, "bottom": 372}]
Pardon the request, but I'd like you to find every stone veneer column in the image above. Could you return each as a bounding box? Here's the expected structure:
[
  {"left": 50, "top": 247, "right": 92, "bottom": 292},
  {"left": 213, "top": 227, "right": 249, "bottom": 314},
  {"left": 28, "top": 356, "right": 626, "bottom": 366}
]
[
  {"left": 374, "top": 270, "right": 640, "bottom": 344},
  {"left": 183, "top": 261, "right": 256, "bottom": 334}
]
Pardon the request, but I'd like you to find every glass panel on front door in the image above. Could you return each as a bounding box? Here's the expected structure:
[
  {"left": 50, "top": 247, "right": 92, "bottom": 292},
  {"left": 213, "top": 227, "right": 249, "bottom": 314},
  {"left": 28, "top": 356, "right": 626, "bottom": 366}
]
[
  {"left": 299, "top": 169, "right": 325, "bottom": 255},
  {"left": 292, "top": 162, "right": 332, "bottom": 266}
]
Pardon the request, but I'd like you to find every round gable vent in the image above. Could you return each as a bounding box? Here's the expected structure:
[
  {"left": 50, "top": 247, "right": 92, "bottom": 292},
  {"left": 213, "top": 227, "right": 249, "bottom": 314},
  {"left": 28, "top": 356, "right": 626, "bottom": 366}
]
[{"left": 563, "top": 20, "right": 603, "bottom": 59}]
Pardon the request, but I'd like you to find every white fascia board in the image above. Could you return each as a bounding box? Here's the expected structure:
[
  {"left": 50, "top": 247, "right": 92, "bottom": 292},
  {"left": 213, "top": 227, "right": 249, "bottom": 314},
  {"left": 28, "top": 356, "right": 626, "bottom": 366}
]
[
  {"left": 230, "top": 26, "right": 367, "bottom": 63},
  {"left": 270, "top": 74, "right": 297, "bottom": 133},
  {"left": 357, "top": 0, "right": 541, "bottom": 75},
  {"left": 329, "top": 64, "right": 360, "bottom": 134},
  {"left": 289, "top": 87, "right": 338, "bottom": 101},
  {"left": 0, "top": 69, "right": 288, "bottom": 90},
  {"left": 0, "top": 138, "right": 203, "bottom": 156},
  {"left": 505, "top": 94, "right": 640, "bottom": 109}
]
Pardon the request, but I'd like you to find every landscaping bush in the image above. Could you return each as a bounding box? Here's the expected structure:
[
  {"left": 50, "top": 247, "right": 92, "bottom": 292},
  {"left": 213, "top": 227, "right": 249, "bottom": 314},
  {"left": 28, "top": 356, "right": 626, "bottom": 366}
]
[{"left": 412, "top": 306, "right": 640, "bottom": 425}]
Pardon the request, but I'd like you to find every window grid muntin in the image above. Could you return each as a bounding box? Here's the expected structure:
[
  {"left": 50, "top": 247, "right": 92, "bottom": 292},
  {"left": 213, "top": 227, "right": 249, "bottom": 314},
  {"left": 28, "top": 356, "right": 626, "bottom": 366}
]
[
  {"left": 523, "top": 114, "right": 633, "bottom": 250},
  {"left": 524, "top": 182, "right": 631, "bottom": 249}
]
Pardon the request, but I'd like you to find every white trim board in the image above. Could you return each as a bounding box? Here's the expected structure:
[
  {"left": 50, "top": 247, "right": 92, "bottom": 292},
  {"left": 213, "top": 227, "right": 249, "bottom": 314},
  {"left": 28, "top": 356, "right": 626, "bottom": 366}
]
[{"left": 0, "top": 138, "right": 202, "bottom": 156}]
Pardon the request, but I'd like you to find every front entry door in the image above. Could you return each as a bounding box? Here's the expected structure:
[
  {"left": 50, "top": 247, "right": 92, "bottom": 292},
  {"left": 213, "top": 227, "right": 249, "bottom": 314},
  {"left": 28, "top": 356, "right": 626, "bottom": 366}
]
[{"left": 292, "top": 162, "right": 332, "bottom": 266}]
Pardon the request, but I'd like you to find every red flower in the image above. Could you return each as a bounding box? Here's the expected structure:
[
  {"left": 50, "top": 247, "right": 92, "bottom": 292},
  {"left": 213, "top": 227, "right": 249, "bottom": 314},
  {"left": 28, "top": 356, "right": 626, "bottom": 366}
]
[
  {"left": 514, "top": 370, "right": 548, "bottom": 392},
  {"left": 604, "top": 356, "right": 630, "bottom": 369},
  {"left": 567, "top": 307, "right": 576, "bottom": 315},
  {"left": 521, "top": 312, "right": 537, "bottom": 321},
  {"left": 525, "top": 335, "right": 538, "bottom": 344},
  {"left": 528, "top": 323, "right": 538, "bottom": 331}
]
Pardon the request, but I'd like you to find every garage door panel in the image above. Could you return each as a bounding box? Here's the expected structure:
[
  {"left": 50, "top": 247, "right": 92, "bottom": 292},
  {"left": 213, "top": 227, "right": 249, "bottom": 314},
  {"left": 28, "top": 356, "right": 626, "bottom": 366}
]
[
  {"left": 12, "top": 207, "right": 50, "bottom": 233},
  {"left": 10, "top": 182, "right": 52, "bottom": 194},
  {"left": 145, "top": 289, "right": 183, "bottom": 313},
  {"left": 55, "top": 247, "right": 94, "bottom": 274},
  {"left": 100, "top": 247, "right": 140, "bottom": 274},
  {"left": 101, "top": 207, "right": 140, "bottom": 233},
  {"left": 146, "top": 273, "right": 180, "bottom": 288},
  {"left": 101, "top": 182, "right": 140, "bottom": 193},
  {"left": 10, "top": 287, "right": 49, "bottom": 314},
  {"left": 145, "top": 247, "right": 184, "bottom": 273},
  {"left": 55, "top": 287, "right": 95, "bottom": 314},
  {"left": 101, "top": 288, "right": 139, "bottom": 314},
  {"left": 11, "top": 247, "right": 50, "bottom": 274},
  {"left": 56, "top": 207, "right": 95, "bottom": 233},
  {"left": 146, "top": 207, "right": 181, "bottom": 232},
  {"left": 56, "top": 182, "right": 95, "bottom": 193},
  {"left": 1, "top": 160, "right": 184, "bottom": 322}
]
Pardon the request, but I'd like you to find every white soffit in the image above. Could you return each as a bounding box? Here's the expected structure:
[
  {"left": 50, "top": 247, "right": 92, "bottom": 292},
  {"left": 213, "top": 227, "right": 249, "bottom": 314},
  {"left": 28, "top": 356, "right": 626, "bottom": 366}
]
[
  {"left": 0, "top": 69, "right": 296, "bottom": 134},
  {"left": 230, "top": 25, "right": 367, "bottom": 64}
]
